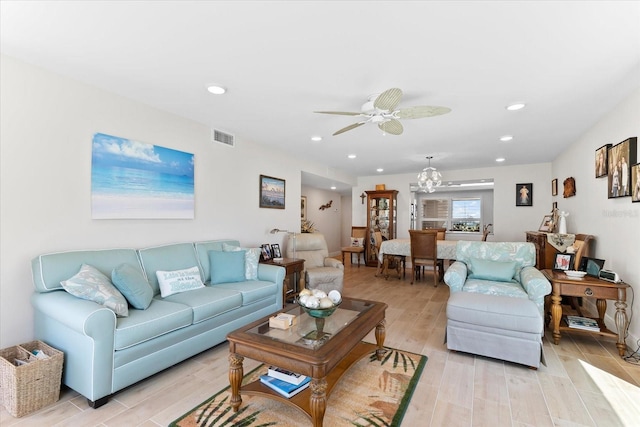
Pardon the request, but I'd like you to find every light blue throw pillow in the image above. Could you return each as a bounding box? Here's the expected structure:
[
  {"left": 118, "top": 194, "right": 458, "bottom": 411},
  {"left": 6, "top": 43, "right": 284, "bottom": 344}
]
[
  {"left": 111, "top": 263, "right": 154, "bottom": 309},
  {"left": 209, "top": 250, "right": 246, "bottom": 284},
  {"left": 468, "top": 258, "right": 517, "bottom": 282},
  {"left": 61, "top": 263, "right": 129, "bottom": 317},
  {"left": 222, "top": 243, "right": 261, "bottom": 280}
]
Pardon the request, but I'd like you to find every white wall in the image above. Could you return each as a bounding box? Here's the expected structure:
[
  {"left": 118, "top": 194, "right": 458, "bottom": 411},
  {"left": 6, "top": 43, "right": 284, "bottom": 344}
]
[
  {"left": 0, "top": 56, "right": 354, "bottom": 346},
  {"left": 551, "top": 88, "right": 640, "bottom": 346},
  {"left": 301, "top": 185, "right": 342, "bottom": 256}
]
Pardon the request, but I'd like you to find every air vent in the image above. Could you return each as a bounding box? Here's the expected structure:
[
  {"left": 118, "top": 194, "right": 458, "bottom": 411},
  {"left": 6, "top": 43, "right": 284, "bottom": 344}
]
[{"left": 212, "top": 129, "right": 235, "bottom": 147}]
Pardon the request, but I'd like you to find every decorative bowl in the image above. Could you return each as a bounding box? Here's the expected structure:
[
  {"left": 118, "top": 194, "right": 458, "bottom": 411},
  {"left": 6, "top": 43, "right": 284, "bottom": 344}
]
[
  {"left": 565, "top": 270, "right": 587, "bottom": 278},
  {"left": 297, "top": 299, "right": 341, "bottom": 318}
]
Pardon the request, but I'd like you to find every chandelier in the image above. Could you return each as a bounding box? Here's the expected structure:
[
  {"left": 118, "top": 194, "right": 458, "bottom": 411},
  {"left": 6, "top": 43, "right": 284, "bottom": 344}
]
[{"left": 417, "top": 156, "right": 442, "bottom": 193}]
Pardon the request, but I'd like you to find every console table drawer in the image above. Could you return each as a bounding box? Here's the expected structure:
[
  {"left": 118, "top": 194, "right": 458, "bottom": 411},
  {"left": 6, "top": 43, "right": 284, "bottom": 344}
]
[{"left": 558, "top": 282, "right": 618, "bottom": 299}]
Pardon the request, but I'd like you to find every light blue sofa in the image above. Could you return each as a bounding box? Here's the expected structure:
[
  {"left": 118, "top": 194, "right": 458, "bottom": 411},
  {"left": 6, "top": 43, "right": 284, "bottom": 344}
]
[
  {"left": 443, "top": 241, "right": 551, "bottom": 368},
  {"left": 31, "top": 240, "right": 285, "bottom": 407}
]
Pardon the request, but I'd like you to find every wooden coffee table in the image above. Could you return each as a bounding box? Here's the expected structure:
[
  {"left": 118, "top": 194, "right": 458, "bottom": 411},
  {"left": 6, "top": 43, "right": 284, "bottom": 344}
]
[{"left": 227, "top": 297, "right": 387, "bottom": 427}]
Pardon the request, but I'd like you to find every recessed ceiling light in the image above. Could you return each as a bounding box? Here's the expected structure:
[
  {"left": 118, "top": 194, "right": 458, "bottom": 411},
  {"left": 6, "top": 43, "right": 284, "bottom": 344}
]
[
  {"left": 500, "top": 135, "right": 513, "bottom": 142},
  {"left": 506, "top": 103, "right": 525, "bottom": 111},
  {"left": 347, "top": 154, "right": 356, "bottom": 159},
  {"left": 311, "top": 136, "right": 322, "bottom": 142},
  {"left": 376, "top": 168, "right": 384, "bottom": 172},
  {"left": 207, "top": 85, "right": 226, "bottom": 95},
  {"left": 496, "top": 157, "right": 506, "bottom": 162},
  {"left": 330, "top": 186, "right": 336, "bottom": 190}
]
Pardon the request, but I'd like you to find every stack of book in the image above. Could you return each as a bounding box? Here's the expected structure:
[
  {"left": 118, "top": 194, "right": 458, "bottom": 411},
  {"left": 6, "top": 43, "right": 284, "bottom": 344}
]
[
  {"left": 565, "top": 315, "right": 600, "bottom": 332},
  {"left": 259, "top": 366, "right": 311, "bottom": 398}
]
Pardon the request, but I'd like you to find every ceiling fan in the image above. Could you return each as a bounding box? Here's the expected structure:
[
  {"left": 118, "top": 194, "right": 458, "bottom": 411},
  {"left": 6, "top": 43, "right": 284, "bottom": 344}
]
[{"left": 315, "top": 88, "right": 451, "bottom": 136}]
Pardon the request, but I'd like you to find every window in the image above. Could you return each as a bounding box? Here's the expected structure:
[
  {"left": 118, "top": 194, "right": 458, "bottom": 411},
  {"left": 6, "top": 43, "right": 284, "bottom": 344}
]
[{"left": 420, "top": 197, "right": 482, "bottom": 232}]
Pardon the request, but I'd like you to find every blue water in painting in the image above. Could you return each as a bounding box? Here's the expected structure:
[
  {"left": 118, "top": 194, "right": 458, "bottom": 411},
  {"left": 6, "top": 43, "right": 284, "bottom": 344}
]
[{"left": 92, "top": 165, "right": 194, "bottom": 199}]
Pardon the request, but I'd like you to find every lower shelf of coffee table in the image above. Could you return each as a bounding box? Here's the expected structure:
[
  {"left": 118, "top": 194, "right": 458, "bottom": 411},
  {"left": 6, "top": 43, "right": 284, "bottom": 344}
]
[{"left": 240, "top": 341, "right": 377, "bottom": 418}]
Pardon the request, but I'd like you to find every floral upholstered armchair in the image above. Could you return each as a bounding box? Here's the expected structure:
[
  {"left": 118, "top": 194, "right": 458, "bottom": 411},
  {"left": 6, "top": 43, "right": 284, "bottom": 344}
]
[{"left": 443, "top": 241, "right": 551, "bottom": 316}]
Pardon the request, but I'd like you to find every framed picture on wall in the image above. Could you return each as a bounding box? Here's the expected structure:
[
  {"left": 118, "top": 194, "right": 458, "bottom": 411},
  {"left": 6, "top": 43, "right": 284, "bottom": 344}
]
[
  {"left": 259, "top": 175, "right": 285, "bottom": 208},
  {"left": 595, "top": 144, "right": 611, "bottom": 178},
  {"left": 607, "top": 137, "right": 637, "bottom": 198},
  {"left": 301, "top": 196, "right": 307, "bottom": 220},
  {"left": 516, "top": 183, "right": 533, "bottom": 206},
  {"left": 632, "top": 163, "right": 640, "bottom": 203},
  {"left": 551, "top": 179, "right": 558, "bottom": 196}
]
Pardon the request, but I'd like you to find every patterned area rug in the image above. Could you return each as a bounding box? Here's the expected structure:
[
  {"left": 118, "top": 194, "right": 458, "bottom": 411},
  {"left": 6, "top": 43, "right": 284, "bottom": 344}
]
[{"left": 170, "top": 346, "right": 427, "bottom": 426}]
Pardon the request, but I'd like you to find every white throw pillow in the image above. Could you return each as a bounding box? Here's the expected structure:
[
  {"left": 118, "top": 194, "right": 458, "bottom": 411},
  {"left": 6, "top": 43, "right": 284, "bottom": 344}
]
[
  {"left": 61, "top": 263, "right": 129, "bottom": 317},
  {"left": 222, "top": 243, "right": 261, "bottom": 280},
  {"left": 156, "top": 266, "right": 205, "bottom": 298},
  {"left": 351, "top": 237, "right": 364, "bottom": 247}
]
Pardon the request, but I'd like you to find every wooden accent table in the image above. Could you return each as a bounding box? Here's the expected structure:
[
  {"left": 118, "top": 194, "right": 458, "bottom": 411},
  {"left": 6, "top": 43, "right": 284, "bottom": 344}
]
[
  {"left": 261, "top": 258, "right": 304, "bottom": 303},
  {"left": 227, "top": 297, "right": 387, "bottom": 427},
  {"left": 543, "top": 269, "right": 629, "bottom": 357}
]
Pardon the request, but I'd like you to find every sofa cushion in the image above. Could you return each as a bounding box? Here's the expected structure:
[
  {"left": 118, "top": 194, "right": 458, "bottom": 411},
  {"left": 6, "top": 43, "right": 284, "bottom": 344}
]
[
  {"left": 138, "top": 243, "right": 201, "bottom": 295},
  {"left": 156, "top": 266, "right": 205, "bottom": 298},
  {"left": 209, "top": 250, "right": 246, "bottom": 284},
  {"left": 222, "top": 243, "right": 261, "bottom": 280},
  {"left": 61, "top": 263, "right": 129, "bottom": 317},
  {"left": 114, "top": 299, "right": 193, "bottom": 350},
  {"left": 468, "top": 258, "right": 517, "bottom": 282},
  {"left": 111, "top": 263, "right": 154, "bottom": 309},
  {"left": 215, "top": 280, "right": 278, "bottom": 306},
  {"left": 161, "top": 286, "right": 243, "bottom": 323},
  {"left": 462, "top": 278, "right": 528, "bottom": 299}
]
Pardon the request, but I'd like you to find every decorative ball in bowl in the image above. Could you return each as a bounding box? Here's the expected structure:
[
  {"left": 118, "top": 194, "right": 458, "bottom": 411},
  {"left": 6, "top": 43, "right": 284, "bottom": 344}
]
[{"left": 297, "top": 289, "right": 342, "bottom": 318}]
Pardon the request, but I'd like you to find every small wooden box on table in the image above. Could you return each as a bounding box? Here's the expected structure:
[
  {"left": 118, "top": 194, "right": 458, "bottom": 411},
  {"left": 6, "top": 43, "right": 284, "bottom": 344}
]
[{"left": 542, "top": 269, "right": 629, "bottom": 357}]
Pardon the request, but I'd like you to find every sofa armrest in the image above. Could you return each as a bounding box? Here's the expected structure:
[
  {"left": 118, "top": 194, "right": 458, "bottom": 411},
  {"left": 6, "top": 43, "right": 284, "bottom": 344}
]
[
  {"left": 520, "top": 267, "right": 552, "bottom": 300},
  {"left": 324, "top": 258, "right": 344, "bottom": 270},
  {"left": 257, "top": 263, "right": 286, "bottom": 285},
  {"left": 444, "top": 261, "right": 467, "bottom": 292}
]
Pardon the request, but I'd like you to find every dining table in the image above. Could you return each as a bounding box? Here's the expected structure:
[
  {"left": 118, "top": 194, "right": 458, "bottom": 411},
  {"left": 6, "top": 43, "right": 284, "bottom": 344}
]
[{"left": 377, "top": 238, "right": 458, "bottom": 280}]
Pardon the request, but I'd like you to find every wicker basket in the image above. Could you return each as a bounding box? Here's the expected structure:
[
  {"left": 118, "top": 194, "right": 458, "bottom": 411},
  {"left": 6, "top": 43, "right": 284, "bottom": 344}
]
[{"left": 0, "top": 340, "right": 64, "bottom": 417}]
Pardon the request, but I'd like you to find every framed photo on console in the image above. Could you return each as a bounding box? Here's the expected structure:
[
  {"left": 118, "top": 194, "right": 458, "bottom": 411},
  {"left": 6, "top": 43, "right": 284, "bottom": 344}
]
[
  {"left": 553, "top": 253, "right": 574, "bottom": 271},
  {"left": 270, "top": 244, "right": 282, "bottom": 258},
  {"left": 260, "top": 244, "right": 272, "bottom": 261},
  {"left": 578, "top": 257, "right": 605, "bottom": 277}
]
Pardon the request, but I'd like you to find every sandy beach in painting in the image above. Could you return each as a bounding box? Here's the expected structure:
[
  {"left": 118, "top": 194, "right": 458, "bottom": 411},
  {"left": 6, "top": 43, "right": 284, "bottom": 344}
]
[{"left": 92, "top": 194, "right": 194, "bottom": 219}]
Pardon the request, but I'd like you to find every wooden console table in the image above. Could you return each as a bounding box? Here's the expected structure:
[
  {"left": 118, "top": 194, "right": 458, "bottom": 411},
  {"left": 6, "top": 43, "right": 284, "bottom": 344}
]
[
  {"left": 542, "top": 269, "right": 629, "bottom": 357},
  {"left": 261, "top": 258, "right": 304, "bottom": 303}
]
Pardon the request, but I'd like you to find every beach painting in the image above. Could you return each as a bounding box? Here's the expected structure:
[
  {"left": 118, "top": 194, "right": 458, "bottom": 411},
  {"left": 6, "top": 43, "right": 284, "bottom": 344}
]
[
  {"left": 259, "top": 174, "right": 285, "bottom": 209},
  {"left": 91, "top": 133, "right": 194, "bottom": 219}
]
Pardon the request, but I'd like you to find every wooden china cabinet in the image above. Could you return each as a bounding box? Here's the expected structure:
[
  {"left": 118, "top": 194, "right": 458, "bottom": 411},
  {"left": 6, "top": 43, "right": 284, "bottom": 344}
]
[{"left": 365, "top": 189, "right": 398, "bottom": 267}]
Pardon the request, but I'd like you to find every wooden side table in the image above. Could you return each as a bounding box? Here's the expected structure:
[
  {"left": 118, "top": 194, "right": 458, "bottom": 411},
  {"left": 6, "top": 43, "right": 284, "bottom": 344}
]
[
  {"left": 542, "top": 269, "right": 630, "bottom": 357},
  {"left": 261, "top": 258, "right": 304, "bottom": 303}
]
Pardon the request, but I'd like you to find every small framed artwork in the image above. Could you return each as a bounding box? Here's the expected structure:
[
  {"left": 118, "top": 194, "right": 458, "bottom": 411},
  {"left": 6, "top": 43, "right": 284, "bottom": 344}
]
[
  {"left": 270, "top": 243, "right": 282, "bottom": 259},
  {"left": 607, "top": 137, "right": 637, "bottom": 198},
  {"left": 595, "top": 144, "right": 611, "bottom": 178},
  {"left": 301, "top": 196, "right": 307, "bottom": 220},
  {"left": 553, "top": 253, "right": 575, "bottom": 271},
  {"left": 259, "top": 174, "right": 285, "bottom": 209},
  {"left": 578, "top": 257, "right": 605, "bottom": 277},
  {"left": 551, "top": 179, "right": 558, "bottom": 196},
  {"left": 563, "top": 177, "right": 576, "bottom": 198},
  {"left": 632, "top": 163, "right": 640, "bottom": 203},
  {"left": 260, "top": 244, "right": 272, "bottom": 261},
  {"left": 538, "top": 214, "right": 554, "bottom": 232},
  {"left": 516, "top": 183, "right": 533, "bottom": 206}
]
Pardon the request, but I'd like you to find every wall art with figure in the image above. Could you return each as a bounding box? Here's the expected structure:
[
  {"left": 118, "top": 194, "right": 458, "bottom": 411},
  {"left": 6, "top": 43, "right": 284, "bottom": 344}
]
[
  {"left": 607, "top": 137, "right": 637, "bottom": 199},
  {"left": 515, "top": 183, "right": 533, "bottom": 206}
]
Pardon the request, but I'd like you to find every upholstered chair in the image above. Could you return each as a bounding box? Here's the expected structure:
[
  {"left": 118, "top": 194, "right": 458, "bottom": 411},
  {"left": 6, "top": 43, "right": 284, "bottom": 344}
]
[{"left": 286, "top": 233, "right": 344, "bottom": 294}]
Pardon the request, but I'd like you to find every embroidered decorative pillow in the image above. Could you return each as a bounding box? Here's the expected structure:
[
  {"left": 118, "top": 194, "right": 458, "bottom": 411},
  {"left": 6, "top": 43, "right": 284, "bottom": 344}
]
[
  {"left": 222, "top": 243, "right": 261, "bottom": 280},
  {"left": 61, "top": 263, "right": 129, "bottom": 317},
  {"left": 209, "top": 250, "right": 246, "bottom": 284},
  {"left": 156, "top": 266, "right": 205, "bottom": 298},
  {"left": 111, "top": 263, "right": 154, "bottom": 309},
  {"left": 351, "top": 237, "right": 364, "bottom": 247}
]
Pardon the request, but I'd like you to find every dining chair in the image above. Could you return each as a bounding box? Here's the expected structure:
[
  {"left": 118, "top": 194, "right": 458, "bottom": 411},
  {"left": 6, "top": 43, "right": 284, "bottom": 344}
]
[
  {"left": 409, "top": 229, "right": 439, "bottom": 287},
  {"left": 341, "top": 226, "right": 367, "bottom": 267}
]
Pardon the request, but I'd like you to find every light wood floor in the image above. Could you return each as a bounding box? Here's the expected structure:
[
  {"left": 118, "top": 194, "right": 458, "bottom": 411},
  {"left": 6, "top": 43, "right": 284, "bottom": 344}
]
[{"left": 3, "top": 262, "right": 640, "bottom": 426}]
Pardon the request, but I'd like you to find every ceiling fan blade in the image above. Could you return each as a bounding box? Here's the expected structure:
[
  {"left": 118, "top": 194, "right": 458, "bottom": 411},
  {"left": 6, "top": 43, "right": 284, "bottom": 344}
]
[
  {"left": 378, "top": 119, "right": 403, "bottom": 135},
  {"left": 374, "top": 88, "right": 403, "bottom": 111},
  {"left": 333, "top": 122, "right": 366, "bottom": 136},
  {"left": 314, "top": 111, "right": 362, "bottom": 116},
  {"left": 396, "top": 105, "right": 451, "bottom": 119}
]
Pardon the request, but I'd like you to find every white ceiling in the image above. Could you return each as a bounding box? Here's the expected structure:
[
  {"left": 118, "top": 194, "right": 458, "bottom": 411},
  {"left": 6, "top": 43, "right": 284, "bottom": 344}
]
[{"left": 2, "top": 1, "right": 639, "bottom": 193}]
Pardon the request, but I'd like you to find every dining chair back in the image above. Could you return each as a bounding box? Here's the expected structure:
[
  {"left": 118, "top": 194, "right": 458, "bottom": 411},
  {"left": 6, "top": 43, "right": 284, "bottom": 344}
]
[
  {"left": 341, "top": 226, "right": 367, "bottom": 267},
  {"left": 409, "top": 229, "right": 439, "bottom": 287}
]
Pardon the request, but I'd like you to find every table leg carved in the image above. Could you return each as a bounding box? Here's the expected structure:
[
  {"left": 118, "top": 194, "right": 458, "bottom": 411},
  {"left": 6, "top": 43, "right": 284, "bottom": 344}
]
[
  {"left": 229, "top": 353, "right": 244, "bottom": 412},
  {"left": 615, "top": 290, "right": 628, "bottom": 356},
  {"left": 551, "top": 292, "right": 563, "bottom": 345},
  {"left": 310, "top": 377, "right": 327, "bottom": 427}
]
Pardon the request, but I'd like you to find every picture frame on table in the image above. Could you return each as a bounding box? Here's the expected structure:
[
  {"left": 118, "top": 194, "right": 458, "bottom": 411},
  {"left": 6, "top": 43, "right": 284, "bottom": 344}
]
[
  {"left": 607, "top": 137, "right": 637, "bottom": 199},
  {"left": 538, "top": 214, "right": 554, "bottom": 232},
  {"left": 595, "top": 144, "right": 611, "bottom": 178},
  {"left": 632, "top": 163, "right": 640, "bottom": 203},
  {"left": 271, "top": 243, "right": 282, "bottom": 259},
  {"left": 578, "top": 257, "right": 605, "bottom": 277},
  {"left": 553, "top": 253, "right": 575, "bottom": 271},
  {"left": 516, "top": 183, "right": 533, "bottom": 206},
  {"left": 259, "top": 174, "right": 286, "bottom": 209},
  {"left": 551, "top": 179, "right": 558, "bottom": 196},
  {"left": 260, "top": 244, "right": 272, "bottom": 261}
]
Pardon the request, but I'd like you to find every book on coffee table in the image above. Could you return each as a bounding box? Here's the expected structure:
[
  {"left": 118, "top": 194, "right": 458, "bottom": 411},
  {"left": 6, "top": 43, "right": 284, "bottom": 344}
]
[
  {"left": 259, "top": 374, "right": 311, "bottom": 398},
  {"left": 267, "top": 366, "right": 307, "bottom": 385}
]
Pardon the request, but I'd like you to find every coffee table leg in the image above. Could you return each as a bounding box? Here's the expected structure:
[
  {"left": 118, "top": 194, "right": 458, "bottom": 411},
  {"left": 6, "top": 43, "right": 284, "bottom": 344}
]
[
  {"left": 229, "top": 353, "right": 244, "bottom": 412},
  {"left": 310, "top": 377, "right": 327, "bottom": 427},
  {"left": 375, "top": 319, "right": 386, "bottom": 360}
]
